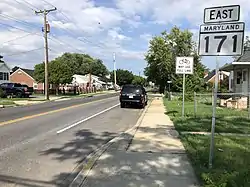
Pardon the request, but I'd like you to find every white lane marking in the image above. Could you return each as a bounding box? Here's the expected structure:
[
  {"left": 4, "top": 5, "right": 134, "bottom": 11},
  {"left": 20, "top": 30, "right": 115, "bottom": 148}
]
[{"left": 56, "top": 103, "right": 120, "bottom": 134}]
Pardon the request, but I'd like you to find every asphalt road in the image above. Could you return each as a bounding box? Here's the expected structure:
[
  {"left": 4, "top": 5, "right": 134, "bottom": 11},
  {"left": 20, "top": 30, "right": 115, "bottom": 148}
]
[
  {"left": 0, "top": 95, "right": 143, "bottom": 187},
  {"left": 0, "top": 93, "right": 118, "bottom": 123}
]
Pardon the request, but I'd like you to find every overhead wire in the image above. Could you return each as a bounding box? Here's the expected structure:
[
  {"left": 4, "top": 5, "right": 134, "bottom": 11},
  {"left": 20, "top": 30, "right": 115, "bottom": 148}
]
[
  {"left": 0, "top": 32, "right": 40, "bottom": 45},
  {"left": 13, "top": 0, "right": 38, "bottom": 12},
  {"left": 40, "top": 0, "right": 106, "bottom": 48},
  {"left": 0, "top": 13, "right": 40, "bottom": 30},
  {"left": 2, "top": 0, "right": 108, "bottom": 57},
  {"left": 4, "top": 47, "right": 44, "bottom": 57}
]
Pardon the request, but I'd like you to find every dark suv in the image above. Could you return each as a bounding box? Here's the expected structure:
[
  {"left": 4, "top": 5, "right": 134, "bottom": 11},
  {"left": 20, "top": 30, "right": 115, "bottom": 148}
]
[{"left": 119, "top": 84, "right": 148, "bottom": 108}]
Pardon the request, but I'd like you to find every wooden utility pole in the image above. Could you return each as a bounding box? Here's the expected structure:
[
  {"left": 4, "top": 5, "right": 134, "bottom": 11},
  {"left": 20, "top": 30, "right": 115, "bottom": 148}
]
[
  {"left": 35, "top": 8, "right": 57, "bottom": 100},
  {"left": 113, "top": 52, "right": 117, "bottom": 89}
]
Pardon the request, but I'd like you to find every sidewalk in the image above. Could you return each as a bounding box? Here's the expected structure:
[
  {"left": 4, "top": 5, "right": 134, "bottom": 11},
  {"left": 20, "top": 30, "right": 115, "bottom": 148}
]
[{"left": 81, "top": 98, "right": 199, "bottom": 187}]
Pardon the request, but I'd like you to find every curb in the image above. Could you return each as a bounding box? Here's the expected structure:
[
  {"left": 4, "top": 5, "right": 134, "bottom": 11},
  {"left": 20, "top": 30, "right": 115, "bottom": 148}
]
[
  {"left": 0, "top": 104, "right": 17, "bottom": 108},
  {"left": 69, "top": 100, "right": 152, "bottom": 187}
]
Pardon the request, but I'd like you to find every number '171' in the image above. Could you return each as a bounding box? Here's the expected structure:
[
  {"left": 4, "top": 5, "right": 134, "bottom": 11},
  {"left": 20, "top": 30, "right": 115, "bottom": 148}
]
[{"left": 204, "top": 35, "right": 237, "bottom": 53}]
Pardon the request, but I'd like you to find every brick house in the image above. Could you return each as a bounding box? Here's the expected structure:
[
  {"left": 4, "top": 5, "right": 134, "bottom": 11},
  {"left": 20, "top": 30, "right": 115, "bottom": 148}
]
[{"left": 10, "top": 67, "right": 44, "bottom": 90}]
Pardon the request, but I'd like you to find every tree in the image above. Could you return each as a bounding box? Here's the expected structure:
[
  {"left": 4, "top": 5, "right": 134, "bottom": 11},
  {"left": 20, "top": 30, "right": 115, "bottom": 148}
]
[
  {"left": 34, "top": 62, "right": 45, "bottom": 83},
  {"left": 49, "top": 59, "right": 73, "bottom": 94},
  {"left": 34, "top": 53, "right": 109, "bottom": 92},
  {"left": 110, "top": 69, "right": 134, "bottom": 86},
  {"left": 132, "top": 75, "right": 146, "bottom": 86},
  {"left": 144, "top": 27, "right": 206, "bottom": 93}
]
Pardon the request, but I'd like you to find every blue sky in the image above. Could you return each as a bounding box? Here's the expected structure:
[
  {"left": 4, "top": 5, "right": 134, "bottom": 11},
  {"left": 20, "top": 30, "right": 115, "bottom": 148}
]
[{"left": 1, "top": 0, "right": 250, "bottom": 75}]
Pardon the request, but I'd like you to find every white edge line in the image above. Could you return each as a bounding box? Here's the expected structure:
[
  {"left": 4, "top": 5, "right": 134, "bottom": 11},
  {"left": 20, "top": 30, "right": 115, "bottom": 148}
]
[{"left": 56, "top": 103, "right": 120, "bottom": 134}]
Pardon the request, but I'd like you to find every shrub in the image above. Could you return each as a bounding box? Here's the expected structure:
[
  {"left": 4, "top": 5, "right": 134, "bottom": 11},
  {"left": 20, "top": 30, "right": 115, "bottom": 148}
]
[
  {"left": 178, "top": 94, "right": 194, "bottom": 101},
  {"left": 0, "top": 88, "right": 5, "bottom": 98}
]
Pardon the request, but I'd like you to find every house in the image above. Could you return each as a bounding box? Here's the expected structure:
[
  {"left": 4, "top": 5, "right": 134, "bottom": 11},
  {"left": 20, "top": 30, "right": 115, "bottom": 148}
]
[
  {"left": 0, "top": 61, "right": 10, "bottom": 84},
  {"left": 221, "top": 50, "right": 250, "bottom": 94},
  {"left": 204, "top": 69, "right": 230, "bottom": 84},
  {"left": 72, "top": 74, "right": 108, "bottom": 91},
  {"left": 220, "top": 49, "right": 250, "bottom": 109},
  {"left": 10, "top": 67, "right": 44, "bottom": 90}
]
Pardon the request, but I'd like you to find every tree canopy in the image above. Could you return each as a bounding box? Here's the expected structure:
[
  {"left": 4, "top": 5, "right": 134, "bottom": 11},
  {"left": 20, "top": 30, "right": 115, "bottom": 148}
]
[
  {"left": 132, "top": 75, "right": 146, "bottom": 86},
  {"left": 34, "top": 53, "right": 109, "bottom": 86},
  {"left": 144, "top": 27, "right": 206, "bottom": 93},
  {"left": 110, "top": 69, "right": 134, "bottom": 86}
]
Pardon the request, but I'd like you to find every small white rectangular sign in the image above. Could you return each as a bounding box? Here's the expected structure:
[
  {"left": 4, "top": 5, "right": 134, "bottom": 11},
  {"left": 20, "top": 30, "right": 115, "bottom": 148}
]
[
  {"left": 198, "top": 22, "right": 245, "bottom": 56},
  {"left": 176, "top": 57, "right": 194, "bottom": 74},
  {"left": 204, "top": 5, "right": 240, "bottom": 23}
]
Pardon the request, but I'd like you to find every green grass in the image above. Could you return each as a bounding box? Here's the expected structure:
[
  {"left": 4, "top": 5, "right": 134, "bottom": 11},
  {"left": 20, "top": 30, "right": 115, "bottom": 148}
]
[
  {"left": 164, "top": 99, "right": 250, "bottom": 134},
  {"left": 164, "top": 98, "right": 250, "bottom": 186},
  {"left": 181, "top": 134, "right": 250, "bottom": 187},
  {"left": 0, "top": 99, "right": 15, "bottom": 105}
]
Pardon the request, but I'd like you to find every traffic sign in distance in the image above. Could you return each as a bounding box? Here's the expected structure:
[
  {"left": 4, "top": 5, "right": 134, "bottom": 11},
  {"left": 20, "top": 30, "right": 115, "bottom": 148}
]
[
  {"left": 204, "top": 5, "right": 240, "bottom": 24},
  {"left": 198, "top": 22, "right": 244, "bottom": 56},
  {"left": 176, "top": 57, "right": 194, "bottom": 74}
]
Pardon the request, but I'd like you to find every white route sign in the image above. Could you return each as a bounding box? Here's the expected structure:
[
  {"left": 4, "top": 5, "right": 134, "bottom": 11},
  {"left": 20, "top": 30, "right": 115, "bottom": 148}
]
[
  {"left": 198, "top": 22, "right": 244, "bottom": 56},
  {"left": 176, "top": 57, "right": 194, "bottom": 74},
  {"left": 204, "top": 5, "right": 240, "bottom": 23}
]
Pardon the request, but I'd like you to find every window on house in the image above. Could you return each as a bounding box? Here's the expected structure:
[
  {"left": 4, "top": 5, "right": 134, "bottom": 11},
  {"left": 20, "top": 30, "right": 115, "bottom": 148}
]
[
  {"left": 243, "top": 71, "right": 247, "bottom": 81},
  {"left": 236, "top": 71, "right": 242, "bottom": 84},
  {"left": 0, "top": 72, "right": 9, "bottom": 80},
  {"left": 33, "top": 83, "right": 38, "bottom": 89},
  {"left": 3, "top": 73, "right": 9, "bottom": 80},
  {"left": 230, "top": 79, "right": 233, "bottom": 89}
]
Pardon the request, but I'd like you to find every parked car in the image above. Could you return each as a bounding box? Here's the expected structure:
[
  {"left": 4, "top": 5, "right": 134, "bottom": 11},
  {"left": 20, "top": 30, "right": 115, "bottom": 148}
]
[
  {"left": 0, "top": 83, "right": 33, "bottom": 98},
  {"left": 119, "top": 84, "right": 148, "bottom": 108}
]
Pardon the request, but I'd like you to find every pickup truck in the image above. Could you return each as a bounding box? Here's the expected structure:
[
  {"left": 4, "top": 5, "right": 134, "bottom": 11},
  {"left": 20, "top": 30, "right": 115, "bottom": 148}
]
[{"left": 0, "top": 83, "right": 33, "bottom": 98}]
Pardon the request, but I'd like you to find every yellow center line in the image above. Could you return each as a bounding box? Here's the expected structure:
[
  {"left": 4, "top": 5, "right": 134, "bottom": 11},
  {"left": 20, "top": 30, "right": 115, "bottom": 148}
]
[{"left": 0, "top": 97, "right": 116, "bottom": 127}]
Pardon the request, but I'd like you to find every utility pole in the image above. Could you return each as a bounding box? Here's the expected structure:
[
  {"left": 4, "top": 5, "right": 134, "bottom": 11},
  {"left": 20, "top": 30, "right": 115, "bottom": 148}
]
[
  {"left": 35, "top": 8, "right": 57, "bottom": 100},
  {"left": 113, "top": 52, "right": 117, "bottom": 89}
]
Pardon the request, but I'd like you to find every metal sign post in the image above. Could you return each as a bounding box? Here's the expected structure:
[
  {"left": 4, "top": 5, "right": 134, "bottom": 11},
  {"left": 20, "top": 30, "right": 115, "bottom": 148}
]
[
  {"left": 182, "top": 74, "right": 186, "bottom": 117},
  {"left": 176, "top": 57, "right": 194, "bottom": 118},
  {"left": 209, "top": 56, "right": 219, "bottom": 169},
  {"left": 198, "top": 4, "right": 244, "bottom": 169}
]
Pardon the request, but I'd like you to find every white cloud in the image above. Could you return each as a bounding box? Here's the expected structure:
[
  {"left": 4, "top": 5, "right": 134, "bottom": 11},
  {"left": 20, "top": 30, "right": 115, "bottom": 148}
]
[
  {"left": 140, "top": 33, "right": 152, "bottom": 42},
  {"left": 115, "top": 0, "right": 250, "bottom": 26},
  {"left": 1, "top": 0, "right": 250, "bottom": 72},
  {"left": 108, "top": 29, "right": 131, "bottom": 41}
]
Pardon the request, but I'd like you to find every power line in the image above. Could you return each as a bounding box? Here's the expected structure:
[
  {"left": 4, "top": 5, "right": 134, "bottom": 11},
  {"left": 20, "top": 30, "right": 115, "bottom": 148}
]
[
  {"left": 0, "top": 13, "right": 40, "bottom": 30},
  {"left": 0, "top": 22, "right": 39, "bottom": 34},
  {"left": 4, "top": 47, "right": 44, "bottom": 57},
  {"left": 0, "top": 32, "right": 39, "bottom": 45},
  {"left": 40, "top": 0, "right": 106, "bottom": 48},
  {"left": 49, "top": 35, "right": 85, "bottom": 53},
  {"left": 13, "top": 0, "right": 38, "bottom": 11}
]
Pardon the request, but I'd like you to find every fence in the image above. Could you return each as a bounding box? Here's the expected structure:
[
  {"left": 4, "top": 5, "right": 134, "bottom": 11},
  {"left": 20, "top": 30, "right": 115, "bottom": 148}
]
[
  {"left": 165, "top": 92, "right": 250, "bottom": 135},
  {"left": 167, "top": 91, "right": 250, "bottom": 120}
]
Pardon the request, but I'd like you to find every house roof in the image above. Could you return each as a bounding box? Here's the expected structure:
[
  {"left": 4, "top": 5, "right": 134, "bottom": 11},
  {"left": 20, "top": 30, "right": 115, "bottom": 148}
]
[
  {"left": 12, "top": 66, "right": 34, "bottom": 77},
  {"left": 204, "top": 70, "right": 215, "bottom": 83},
  {"left": 236, "top": 50, "right": 250, "bottom": 62},
  {"left": 204, "top": 70, "right": 229, "bottom": 83},
  {"left": 220, "top": 50, "right": 250, "bottom": 71},
  {"left": 0, "top": 61, "right": 11, "bottom": 71}
]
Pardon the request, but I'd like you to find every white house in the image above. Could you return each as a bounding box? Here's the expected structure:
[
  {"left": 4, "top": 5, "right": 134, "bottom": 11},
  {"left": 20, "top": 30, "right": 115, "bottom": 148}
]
[
  {"left": 221, "top": 50, "right": 250, "bottom": 94},
  {"left": 219, "top": 50, "right": 250, "bottom": 109},
  {"left": 72, "top": 74, "right": 107, "bottom": 90},
  {"left": 0, "top": 61, "right": 10, "bottom": 84}
]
